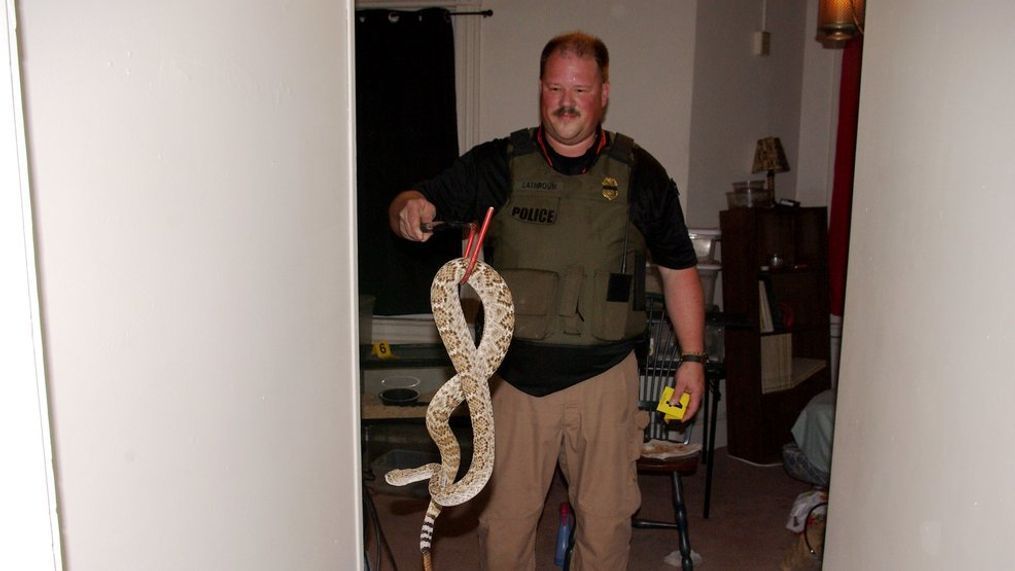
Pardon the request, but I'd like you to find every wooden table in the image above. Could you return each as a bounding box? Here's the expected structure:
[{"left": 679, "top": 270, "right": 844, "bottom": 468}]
[
  {"left": 360, "top": 343, "right": 453, "bottom": 420},
  {"left": 361, "top": 390, "right": 437, "bottom": 420}
]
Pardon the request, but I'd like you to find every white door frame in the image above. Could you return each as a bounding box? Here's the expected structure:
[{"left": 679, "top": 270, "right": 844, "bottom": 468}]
[{"left": 1, "top": 1, "right": 63, "bottom": 568}]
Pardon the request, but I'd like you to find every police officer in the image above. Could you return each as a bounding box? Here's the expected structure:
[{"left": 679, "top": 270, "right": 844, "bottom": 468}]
[{"left": 389, "top": 31, "right": 705, "bottom": 571}]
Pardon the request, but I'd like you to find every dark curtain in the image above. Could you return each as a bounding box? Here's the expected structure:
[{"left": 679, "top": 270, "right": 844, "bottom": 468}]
[{"left": 356, "top": 8, "right": 460, "bottom": 315}]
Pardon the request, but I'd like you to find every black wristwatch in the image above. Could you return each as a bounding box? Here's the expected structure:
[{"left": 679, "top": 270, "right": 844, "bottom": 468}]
[{"left": 680, "top": 352, "right": 708, "bottom": 365}]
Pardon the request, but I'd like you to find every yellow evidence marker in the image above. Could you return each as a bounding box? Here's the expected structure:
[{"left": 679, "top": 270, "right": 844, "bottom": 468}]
[{"left": 371, "top": 340, "right": 396, "bottom": 360}]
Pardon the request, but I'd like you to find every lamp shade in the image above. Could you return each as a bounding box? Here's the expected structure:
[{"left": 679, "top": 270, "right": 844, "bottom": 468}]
[
  {"left": 818, "top": 0, "right": 865, "bottom": 43},
  {"left": 752, "top": 137, "right": 790, "bottom": 175}
]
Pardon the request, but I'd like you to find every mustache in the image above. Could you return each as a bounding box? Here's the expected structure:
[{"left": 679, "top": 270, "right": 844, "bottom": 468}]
[{"left": 553, "top": 106, "right": 580, "bottom": 118}]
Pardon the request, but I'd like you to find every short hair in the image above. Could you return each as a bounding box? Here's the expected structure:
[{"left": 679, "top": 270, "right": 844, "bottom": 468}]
[{"left": 540, "top": 31, "right": 610, "bottom": 83}]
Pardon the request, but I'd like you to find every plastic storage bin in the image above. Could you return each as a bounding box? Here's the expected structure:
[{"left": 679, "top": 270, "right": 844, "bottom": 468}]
[
  {"left": 698, "top": 263, "right": 721, "bottom": 310},
  {"left": 687, "top": 228, "right": 721, "bottom": 264},
  {"left": 726, "top": 180, "right": 773, "bottom": 208},
  {"left": 645, "top": 262, "right": 721, "bottom": 311}
]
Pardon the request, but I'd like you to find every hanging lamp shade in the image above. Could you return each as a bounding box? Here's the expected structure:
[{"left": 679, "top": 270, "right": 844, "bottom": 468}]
[{"left": 818, "top": 0, "right": 865, "bottom": 43}]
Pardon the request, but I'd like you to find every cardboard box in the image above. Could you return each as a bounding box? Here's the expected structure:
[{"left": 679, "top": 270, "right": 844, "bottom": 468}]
[{"left": 761, "top": 333, "right": 793, "bottom": 394}]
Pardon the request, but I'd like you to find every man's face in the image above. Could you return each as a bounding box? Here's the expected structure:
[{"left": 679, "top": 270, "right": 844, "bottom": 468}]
[{"left": 539, "top": 52, "right": 610, "bottom": 157}]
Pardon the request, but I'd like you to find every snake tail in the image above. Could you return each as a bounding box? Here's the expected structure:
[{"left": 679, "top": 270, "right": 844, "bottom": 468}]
[{"left": 419, "top": 500, "right": 442, "bottom": 555}]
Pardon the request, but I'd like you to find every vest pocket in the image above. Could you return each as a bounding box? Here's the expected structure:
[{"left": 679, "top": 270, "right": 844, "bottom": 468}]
[
  {"left": 499, "top": 269, "right": 558, "bottom": 340},
  {"left": 591, "top": 269, "right": 648, "bottom": 341}
]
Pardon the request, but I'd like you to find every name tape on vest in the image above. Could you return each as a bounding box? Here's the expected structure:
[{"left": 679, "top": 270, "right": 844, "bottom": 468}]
[{"left": 520, "top": 181, "right": 559, "bottom": 191}]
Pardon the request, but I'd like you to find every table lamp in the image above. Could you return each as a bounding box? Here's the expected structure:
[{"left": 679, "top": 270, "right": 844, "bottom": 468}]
[{"left": 752, "top": 137, "right": 790, "bottom": 192}]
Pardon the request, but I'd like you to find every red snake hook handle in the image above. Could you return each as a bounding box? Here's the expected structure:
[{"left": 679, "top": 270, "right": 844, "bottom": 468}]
[{"left": 460, "top": 206, "right": 495, "bottom": 284}]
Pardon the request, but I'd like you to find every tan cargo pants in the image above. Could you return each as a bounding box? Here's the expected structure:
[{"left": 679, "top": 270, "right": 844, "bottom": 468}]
[{"left": 477, "top": 352, "right": 646, "bottom": 571}]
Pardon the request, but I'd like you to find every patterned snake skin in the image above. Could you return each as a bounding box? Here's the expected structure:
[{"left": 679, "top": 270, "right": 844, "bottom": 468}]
[{"left": 384, "top": 257, "right": 515, "bottom": 557}]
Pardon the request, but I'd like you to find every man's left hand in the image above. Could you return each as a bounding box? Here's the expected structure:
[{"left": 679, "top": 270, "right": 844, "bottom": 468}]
[{"left": 670, "top": 362, "right": 705, "bottom": 421}]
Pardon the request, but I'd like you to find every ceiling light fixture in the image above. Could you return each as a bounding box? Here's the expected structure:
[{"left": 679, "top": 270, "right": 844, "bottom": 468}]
[{"left": 817, "top": 0, "right": 865, "bottom": 46}]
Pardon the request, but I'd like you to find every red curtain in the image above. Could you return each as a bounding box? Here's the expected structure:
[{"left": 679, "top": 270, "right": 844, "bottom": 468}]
[{"left": 828, "top": 38, "right": 864, "bottom": 317}]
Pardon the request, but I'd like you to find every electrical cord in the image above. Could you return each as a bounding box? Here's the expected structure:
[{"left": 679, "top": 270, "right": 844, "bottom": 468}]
[
  {"left": 727, "top": 453, "right": 783, "bottom": 468},
  {"left": 362, "top": 486, "right": 382, "bottom": 571},
  {"left": 362, "top": 483, "right": 399, "bottom": 571}
]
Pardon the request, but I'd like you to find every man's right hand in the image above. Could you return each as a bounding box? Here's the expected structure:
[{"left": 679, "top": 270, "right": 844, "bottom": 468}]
[{"left": 388, "top": 190, "right": 437, "bottom": 242}]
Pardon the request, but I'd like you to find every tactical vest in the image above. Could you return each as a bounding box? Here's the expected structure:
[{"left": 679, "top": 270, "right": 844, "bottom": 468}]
[{"left": 490, "top": 128, "right": 647, "bottom": 346}]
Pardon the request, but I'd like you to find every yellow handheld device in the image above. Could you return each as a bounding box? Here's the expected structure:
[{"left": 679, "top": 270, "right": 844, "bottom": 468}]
[{"left": 656, "top": 386, "right": 690, "bottom": 422}]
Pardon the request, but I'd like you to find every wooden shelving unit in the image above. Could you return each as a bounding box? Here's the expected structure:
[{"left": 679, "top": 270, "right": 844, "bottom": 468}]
[{"left": 719, "top": 206, "right": 831, "bottom": 463}]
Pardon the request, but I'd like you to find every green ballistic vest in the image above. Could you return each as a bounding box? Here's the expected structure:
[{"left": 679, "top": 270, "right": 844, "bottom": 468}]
[{"left": 490, "top": 128, "right": 647, "bottom": 345}]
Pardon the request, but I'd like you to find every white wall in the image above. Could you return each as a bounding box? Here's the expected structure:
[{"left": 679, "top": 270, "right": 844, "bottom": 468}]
[
  {"left": 825, "top": 2, "right": 1015, "bottom": 568},
  {"left": 19, "top": 1, "right": 362, "bottom": 569},
  {"left": 686, "top": 0, "right": 829, "bottom": 226},
  {"left": 794, "top": 0, "right": 841, "bottom": 209}
]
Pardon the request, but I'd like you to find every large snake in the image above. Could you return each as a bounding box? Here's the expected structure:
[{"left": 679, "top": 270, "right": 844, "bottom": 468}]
[{"left": 384, "top": 257, "right": 515, "bottom": 568}]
